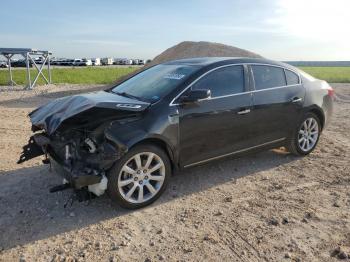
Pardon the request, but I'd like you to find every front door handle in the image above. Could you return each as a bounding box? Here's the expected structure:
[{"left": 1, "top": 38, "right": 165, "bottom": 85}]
[
  {"left": 237, "top": 108, "right": 251, "bottom": 115},
  {"left": 291, "top": 97, "right": 302, "bottom": 103}
]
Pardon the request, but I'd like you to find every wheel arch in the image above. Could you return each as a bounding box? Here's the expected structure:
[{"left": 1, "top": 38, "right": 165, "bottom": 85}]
[
  {"left": 308, "top": 107, "right": 325, "bottom": 130},
  {"left": 130, "top": 137, "right": 177, "bottom": 171}
]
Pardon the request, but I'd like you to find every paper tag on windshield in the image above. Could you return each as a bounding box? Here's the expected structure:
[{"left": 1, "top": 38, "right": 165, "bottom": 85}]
[{"left": 164, "top": 73, "right": 185, "bottom": 80}]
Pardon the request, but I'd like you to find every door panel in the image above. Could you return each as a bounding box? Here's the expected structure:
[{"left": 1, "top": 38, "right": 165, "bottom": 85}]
[
  {"left": 251, "top": 85, "right": 305, "bottom": 144},
  {"left": 249, "top": 65, "right": 305, "bottom": 144},
  {"left": 179, "top": 93, "right": 254, "bottom": 166}
]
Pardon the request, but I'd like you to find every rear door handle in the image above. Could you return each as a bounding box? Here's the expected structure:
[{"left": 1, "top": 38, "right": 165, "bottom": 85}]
[
  {"left": 291, "top": 97, "right": 302, "bottom": 103},
  {"left": 237, "top": 108, "right": 251, "bottom": 115}
]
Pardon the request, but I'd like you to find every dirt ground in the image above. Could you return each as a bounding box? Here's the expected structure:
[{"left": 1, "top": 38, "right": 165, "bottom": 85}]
[{"left": 0, "top": 83, "right": 349, "bottom": 262}]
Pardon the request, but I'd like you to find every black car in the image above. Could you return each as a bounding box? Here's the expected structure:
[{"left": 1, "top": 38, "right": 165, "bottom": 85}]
[
  {"left": 19, "top": 57, "right": 334, "bottom": 209},
  {"left": 0, "top": 62, "right": 8, "bottom": 68},
  {"left": 11, "top": 60, "right": 33, "bottom": 67}
]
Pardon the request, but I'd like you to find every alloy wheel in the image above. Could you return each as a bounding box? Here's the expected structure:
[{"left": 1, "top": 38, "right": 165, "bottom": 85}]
[
  {"left": 117, "top": 152, "right": 165, "bottom": 204},
  {"left": 298, "top": 117, "right": 319, "bottom": 152}
]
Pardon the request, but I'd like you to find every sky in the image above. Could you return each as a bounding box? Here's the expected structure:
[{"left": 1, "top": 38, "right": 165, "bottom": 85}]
[{"left": 1, "top": 0, "right": 349, "bottom": 61}]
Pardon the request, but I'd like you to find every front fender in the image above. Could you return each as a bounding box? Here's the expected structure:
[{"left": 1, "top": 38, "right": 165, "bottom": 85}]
[
  {"left": 104, "top": 116, "right": 178, "bottom": 164},
  {"left": 104, "top": 120, "right": 148, "bottom": 150}
]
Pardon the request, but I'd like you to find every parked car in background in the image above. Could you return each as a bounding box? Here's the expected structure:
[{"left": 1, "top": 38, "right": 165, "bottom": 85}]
[
  {"left": 50, "top": 59, "right": 57, "bottom": 65},
  {"left": 117, "top": 58, "right": 133, "bottom": 65},
  {"left": 119, "top": 58, "right": 127, "bottom": 65},
  {"left": 19, "top": 57, "right": 333, "bottom": 209},
  {"left": 51, "top": 58, "right": 65, "bottom": 65},
  {"left": 114, "top": 59, "right": 120, "bottom": 65},
  {"left": 61, "top": 59, "right": 74, "bottom": 66},
  {"left": 34, "top": 57, "right": 44, "bottom": 64},
  {"left": 12, "top": 60, "right": 33, "bottom": 67},
  {"left": 73, "top": 58, "right": 92, "bottom": 66},
  {"left": 0, "top": 62, "right": 8, "bottom": 68},
  {"left": 73, "top": 59, "right": 82, "bottom": 66},
  {"left": 138, "top": 59, "right": 145, "bottom": 65},
  {"left": 114, "top": 58, "right": 123, "bottom": 65},
  {"left": 83, "top": 58, "right": 92, "bottom": 66}
]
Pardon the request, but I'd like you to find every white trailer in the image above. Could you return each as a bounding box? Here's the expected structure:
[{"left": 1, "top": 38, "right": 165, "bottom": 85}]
[
  {"left": 91, "top": 58, "right": 101, "bottom": 66},
  {"left": 83, "top": 58, "right": 92, "bottom": 66},
  {"left": 101, "top": 57, "right": 114, "bottom": 65}
]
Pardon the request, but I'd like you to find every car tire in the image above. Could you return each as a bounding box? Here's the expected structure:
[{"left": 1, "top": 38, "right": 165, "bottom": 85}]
[
  {"left": 107, "top": 143, "right": 171, "bottom": 209},
  {"left": 287, "top": 112, "right": 321, "bottom": 156}
]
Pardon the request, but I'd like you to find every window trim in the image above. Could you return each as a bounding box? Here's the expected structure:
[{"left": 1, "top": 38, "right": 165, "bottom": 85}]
[
  {"left": 170, "top": 64, "right": 247, "bottom": 106},
  {"left": 250, "top": 64, "right": 301, "bottom": 92},
  {"left": 191, "top": 64, "right": 246, "bottom": 99},
  {"left": 284, "top": 68, "right": 300, "bottom": 86},
  {"left": 169, "top": 63, "right": 301, "bottom": 106}
]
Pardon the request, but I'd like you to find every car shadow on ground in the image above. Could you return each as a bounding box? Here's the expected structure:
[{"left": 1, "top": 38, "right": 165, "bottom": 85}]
[{"left": 0, "top": 148, "right": 296, "bottom": 250}]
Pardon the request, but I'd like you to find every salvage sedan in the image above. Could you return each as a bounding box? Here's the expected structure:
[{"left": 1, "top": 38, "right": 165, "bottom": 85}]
[{"left": 18, "top": 57, "right": 333, "bottom": 209}]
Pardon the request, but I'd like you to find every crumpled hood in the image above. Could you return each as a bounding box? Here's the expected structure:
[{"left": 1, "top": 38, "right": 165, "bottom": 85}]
[{"left": 29, "top": 91, "right": 150, "bottom": 135}]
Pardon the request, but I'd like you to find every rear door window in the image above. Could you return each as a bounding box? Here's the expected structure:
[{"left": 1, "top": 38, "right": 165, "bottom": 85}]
[
  {"left": 285, "top": 69, "right": 300, "bottom": 85},
  {"left": 192, "top": 65, "right": 244, "bottom": 97},
  {"left": 252, "top": 65, "right": 286, "bottom": 90}
]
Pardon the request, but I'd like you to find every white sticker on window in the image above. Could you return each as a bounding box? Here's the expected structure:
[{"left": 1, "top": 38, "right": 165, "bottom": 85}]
[
  {"left": 116, "top": 104, "right": 142, "bottom": 109},
  {"left": 163, "top": 73, "right": 185, "bottom": 80}
]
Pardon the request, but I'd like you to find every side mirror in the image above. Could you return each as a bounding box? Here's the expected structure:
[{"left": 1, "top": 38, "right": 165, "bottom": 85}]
[{"left": 179, "top": 89, "right": 211, "bottom": 103}]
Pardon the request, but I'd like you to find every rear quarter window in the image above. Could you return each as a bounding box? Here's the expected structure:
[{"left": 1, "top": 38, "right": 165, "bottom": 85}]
[
  {"left": 285, "top": 69, "right": 300, "bottom": 85},
  {"left": 252, "top": 65, "right": 286, "bottom": 90}
]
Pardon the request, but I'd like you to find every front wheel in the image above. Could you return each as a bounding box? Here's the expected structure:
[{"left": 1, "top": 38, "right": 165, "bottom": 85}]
[
  {"left": 107, "top": 144, "right": 171, "bottom": 209},
  {"left": 287, "top": 112, "right": 321, "bottom": 156}
]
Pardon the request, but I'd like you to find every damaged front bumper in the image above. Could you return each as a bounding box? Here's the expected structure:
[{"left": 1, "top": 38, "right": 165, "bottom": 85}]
[
  {"left": 18, "top": 132, "right": 126, "bottom": 190},
  {"left": 49, "top": 150, "right": 103, "bottom": 189}
]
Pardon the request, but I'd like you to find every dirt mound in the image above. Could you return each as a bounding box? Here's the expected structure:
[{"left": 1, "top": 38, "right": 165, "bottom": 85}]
[
  {"left": 150, "top": 41, "right": 262, "bottom": 65},
  {"left": 112, "top": 41, "right": 262, "bottom": 86}
]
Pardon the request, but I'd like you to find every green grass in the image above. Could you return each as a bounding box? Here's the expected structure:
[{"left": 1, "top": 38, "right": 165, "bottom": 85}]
[
  {"left": 1, "top": 66, "right": 349, "bottom": 86},
  {"left": 0, "top": 67, "right": 137, "bottom": 86},
  {"left": 298, "top": 67, "right": 350, "bottom": 83}
]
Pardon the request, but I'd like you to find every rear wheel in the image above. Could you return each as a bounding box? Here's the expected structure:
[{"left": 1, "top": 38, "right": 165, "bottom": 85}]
[
  {"left": 107, "top": 144, "right": 171, "bottom": 209},
  {"left": 287, "top": 112, "right": 321, "bottom": 155}
]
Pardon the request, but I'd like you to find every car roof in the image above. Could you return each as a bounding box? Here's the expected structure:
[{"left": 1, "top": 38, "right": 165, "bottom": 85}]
[{"left": 163, "top": 57, "right": 297, "bottom": 71}]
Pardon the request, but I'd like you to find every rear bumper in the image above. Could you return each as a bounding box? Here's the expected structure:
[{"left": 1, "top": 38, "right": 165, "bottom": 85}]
[{"left": 323, "top": 96, "right": 333, "bottom": 129}]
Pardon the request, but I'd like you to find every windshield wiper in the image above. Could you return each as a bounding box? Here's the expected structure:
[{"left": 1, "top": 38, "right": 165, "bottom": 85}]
[{"left": 113, "top": 91, "right": 149, "bottom": 102}]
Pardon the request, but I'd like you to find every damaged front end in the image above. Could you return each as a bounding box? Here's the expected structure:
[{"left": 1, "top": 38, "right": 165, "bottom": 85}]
[{"left": 18, "top": 91, "right": 149, "bottom": 198}]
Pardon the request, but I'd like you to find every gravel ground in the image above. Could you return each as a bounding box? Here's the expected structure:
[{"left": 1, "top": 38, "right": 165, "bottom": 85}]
[{"left": 0, "top": 84, "right": 349, "bottom": 262}]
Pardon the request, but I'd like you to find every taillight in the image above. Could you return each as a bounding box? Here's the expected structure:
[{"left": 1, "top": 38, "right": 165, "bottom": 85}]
[{"left": 327, "top": 86, "right": 335, "bottom": 97}]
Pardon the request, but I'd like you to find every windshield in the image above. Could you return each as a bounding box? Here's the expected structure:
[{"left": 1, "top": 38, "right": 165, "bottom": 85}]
[{"left": 111, "top": 64, "right": 199, "bottom": 102}]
